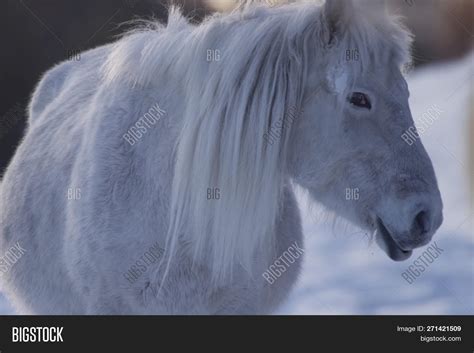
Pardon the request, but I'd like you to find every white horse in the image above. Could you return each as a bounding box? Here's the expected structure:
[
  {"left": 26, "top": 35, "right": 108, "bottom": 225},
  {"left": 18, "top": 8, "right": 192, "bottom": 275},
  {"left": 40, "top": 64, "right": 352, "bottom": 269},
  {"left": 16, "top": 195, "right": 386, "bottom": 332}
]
[{"left": 0, "top": 0, "right": 443, "bottom": 314}]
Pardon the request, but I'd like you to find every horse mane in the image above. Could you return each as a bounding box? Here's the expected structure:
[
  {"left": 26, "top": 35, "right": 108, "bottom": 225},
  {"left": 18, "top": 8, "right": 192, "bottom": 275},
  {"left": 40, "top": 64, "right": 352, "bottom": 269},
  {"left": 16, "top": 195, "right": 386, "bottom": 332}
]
[{"left": 101, "top": 1, "right": 413, "bottom": 284}]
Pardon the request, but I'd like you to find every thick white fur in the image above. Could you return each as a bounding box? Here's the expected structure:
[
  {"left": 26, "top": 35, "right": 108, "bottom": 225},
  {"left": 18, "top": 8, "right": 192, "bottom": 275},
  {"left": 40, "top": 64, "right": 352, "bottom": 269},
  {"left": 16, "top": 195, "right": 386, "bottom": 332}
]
[{"left": 0, "top": 1, "right": 438, "bottom": 314}]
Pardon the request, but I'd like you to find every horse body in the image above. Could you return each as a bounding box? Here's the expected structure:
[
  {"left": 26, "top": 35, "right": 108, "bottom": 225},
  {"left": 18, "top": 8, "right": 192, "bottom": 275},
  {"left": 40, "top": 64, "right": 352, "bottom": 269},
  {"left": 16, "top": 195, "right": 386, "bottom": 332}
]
[
  {"left": 0, "top": 42, "right": 302, "bottom": 314},
  {"left": 0, "top": 0, "right": 443, "bottom": 314}
]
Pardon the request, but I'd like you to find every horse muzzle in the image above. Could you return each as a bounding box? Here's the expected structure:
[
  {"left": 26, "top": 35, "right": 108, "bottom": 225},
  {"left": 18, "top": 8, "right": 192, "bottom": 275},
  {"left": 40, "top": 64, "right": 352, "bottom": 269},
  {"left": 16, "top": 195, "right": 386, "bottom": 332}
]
[{"left": 375, "top": 191, "right": 443, "bottom": 261}]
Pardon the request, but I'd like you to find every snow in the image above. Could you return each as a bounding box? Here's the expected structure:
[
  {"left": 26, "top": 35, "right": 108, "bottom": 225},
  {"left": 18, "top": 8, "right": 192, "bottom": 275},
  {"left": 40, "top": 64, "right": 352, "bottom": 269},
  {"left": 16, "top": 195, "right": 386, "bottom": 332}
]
[{"left": 0, "top": 53, "right": 472, "bottom": 315}]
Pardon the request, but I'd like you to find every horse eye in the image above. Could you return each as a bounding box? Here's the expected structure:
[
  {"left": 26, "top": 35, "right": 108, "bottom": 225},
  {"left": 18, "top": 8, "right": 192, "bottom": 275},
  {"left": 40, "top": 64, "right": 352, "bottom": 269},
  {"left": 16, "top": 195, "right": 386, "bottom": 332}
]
[{"left": 348, "top": 92, "right": 372, "bottom": 110}]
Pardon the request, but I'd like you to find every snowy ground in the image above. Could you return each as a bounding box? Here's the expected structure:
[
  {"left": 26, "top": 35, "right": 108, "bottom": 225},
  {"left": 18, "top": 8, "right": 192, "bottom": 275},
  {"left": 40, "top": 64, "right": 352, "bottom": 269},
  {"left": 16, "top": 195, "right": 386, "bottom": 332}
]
[{"left": 0, "top": 54, "right": 472, "bottom": 315}]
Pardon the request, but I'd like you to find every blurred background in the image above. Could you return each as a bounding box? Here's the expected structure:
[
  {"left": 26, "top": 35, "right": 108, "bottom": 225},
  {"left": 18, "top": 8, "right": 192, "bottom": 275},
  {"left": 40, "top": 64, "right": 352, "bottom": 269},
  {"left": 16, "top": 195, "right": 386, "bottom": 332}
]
[{"left": 0, "top": 0, "right": 472, "bottom": 314}]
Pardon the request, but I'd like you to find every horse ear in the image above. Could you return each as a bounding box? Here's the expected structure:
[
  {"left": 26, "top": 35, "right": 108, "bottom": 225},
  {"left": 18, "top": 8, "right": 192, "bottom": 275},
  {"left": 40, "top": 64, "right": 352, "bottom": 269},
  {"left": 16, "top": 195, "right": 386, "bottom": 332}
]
[{"left": 322, "top": 0, "right": 353, "bottom": 45}]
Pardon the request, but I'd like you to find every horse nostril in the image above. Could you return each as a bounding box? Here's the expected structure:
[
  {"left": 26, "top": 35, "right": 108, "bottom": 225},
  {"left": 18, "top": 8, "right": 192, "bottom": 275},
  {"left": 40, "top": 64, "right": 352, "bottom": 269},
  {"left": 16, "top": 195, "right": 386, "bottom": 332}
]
[{"left": 414, "top": 210, "right": 430, "bottom": 235}]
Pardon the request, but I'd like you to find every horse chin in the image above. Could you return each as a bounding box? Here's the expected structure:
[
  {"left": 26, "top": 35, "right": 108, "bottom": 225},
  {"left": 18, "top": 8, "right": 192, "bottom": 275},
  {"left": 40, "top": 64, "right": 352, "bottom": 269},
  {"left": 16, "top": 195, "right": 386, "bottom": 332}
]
[{"left": 375, "top": 218, "right": 413, "bottom": 261}]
